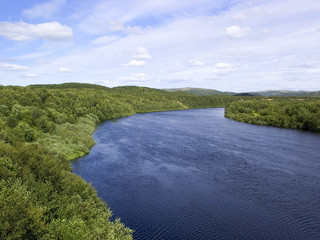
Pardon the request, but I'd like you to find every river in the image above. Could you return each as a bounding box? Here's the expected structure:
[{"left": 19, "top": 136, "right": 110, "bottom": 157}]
[{"left": 72, "top": 108, "right": 320, "bottom": 239}]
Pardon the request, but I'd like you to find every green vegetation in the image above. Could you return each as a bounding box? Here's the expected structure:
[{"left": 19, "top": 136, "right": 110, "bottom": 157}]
[
  {"left": 248, "top": 90, "right": 320, "bottom": 97},
  {"left": 1, "top": 83, "right": 318, "bottom": 239},
  {"left": 225, "top": 97, "right": 320, "bottom": 132},
  {"left": 165, "top": 87, "right": 320, "bottom": 97},
  {"left": 164, "top": 87, "right": 234, "bottom": 95},
  {"left": 0, "top": 83, "right": 235, "bottom": 239}
]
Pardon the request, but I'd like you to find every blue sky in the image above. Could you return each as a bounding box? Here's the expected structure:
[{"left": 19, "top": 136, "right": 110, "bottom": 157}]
[{"left": 0, "top": 0, "right": 319, "bottom": 91}]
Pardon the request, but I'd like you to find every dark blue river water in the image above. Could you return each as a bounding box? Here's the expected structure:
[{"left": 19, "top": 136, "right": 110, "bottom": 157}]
[{"left": 72, "top": 108, "right": 320, "bottom": 240}]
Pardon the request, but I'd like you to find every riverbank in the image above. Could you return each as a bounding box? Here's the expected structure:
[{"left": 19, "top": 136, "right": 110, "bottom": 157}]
[
  {"left": 72, "top": 108, "right": 320, "bottom": 239},
  {"left": 0, "top": 84, "right": 234, "bottom": 239},
  {"left": 225, "top": 97, "right": 320, "bottom": 132}
]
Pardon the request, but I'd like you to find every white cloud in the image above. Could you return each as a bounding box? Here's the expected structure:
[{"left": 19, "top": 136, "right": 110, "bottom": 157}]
[
  {"left": 59, "top": 67, "right": 72, "bottom": 73},
  {"left": 126, "top": 60, "right": 147, "bottom": 67},
  {"left": 188, "top": 59, "right": 204, "bottom": 66},
  {"left": 215, "top": 63, "right": 235, "bottom": 70},
  {"left": 0, "top": 21, "right": 73, "bottom": 41},
  {"left": 1, "top": 63, "right": 29, "bottom": 71},
  {"left": 263, "top": 28, "right": 271, "bottom": 34},
  {"left": 225, "top": 25, "right": 250, "bottom": 38},
  {"left": 92, "top": 36, "right": 119, "bottom": 45},
  {"left": 119, "top": 73, "right": 148, "bottom": 82},
  {"left": 133, "top": 47, "right": 151, "bottom": 59},
  {"left": 22, "top": 73, "right": 39, "bottom": 78},
  {"left": 232, "top": 7, "right": 267, "bottom": 20},
  {"left": 306, "top": 68, "right": 320, "bottom": 73},
  {"left": 106, "top": 20, "right": 124, "bottom": 32},
  {"left": 23, "top": 0, "right": 66, "bottom": 19},
  {"left": 126, "top": 26, "right": 144, "bottom": 34},
  {"left": 17, "top": 51, "right": 53, "bottom": 60},
  {"left": 76, "top": 0, "right": 225, "bottom": 35},
  {"left": 132, "top": 73, "right": 147, "bottom": 78},
  {"left": 232, "top": 12, "right": 247, "bottom": 21},
  {"left": 2, "top": 0, "right": 319, "bottom": 91}
]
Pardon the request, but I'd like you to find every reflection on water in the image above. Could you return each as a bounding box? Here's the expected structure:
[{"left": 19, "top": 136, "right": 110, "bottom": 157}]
[{"left": 72, "top": 108, "right": 320, "bottom": 240}]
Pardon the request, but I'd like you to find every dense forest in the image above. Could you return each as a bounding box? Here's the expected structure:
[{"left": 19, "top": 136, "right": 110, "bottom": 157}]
[
  {"left": 1, "top": 83, "right": 319, "bottom": 239},
  {"left": 0, "top": 83, "right": 235, "bottom": 239},
  {"left": 225, "top": 97, "right": 320, "bottom": 132},
  {"left": 165, "top": 87, "right": 320, "bottom": 97}
]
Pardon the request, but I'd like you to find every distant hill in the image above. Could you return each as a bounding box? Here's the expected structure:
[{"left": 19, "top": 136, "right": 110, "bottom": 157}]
[
  {"left": 29, "top": 82, "right": 110, "bottom": 90},
  {"left": 112, "top": 86, "right": 170, "bottom": 95},
  {"left": 29, "top": 84, "right": 194, "bottom": 97},
  {"left": 234, "top": 92, "right": 257, "bottom": 96},
  {"left": 165, "top": 87, "right": 320, "bottom": 97},
  {"left": 29, "top": 84, "right": 320, "bottom": 97},
  {"left": 164, "top": 87, "right": 234, "bottom": 95},
  {"left": 249, "top": 90, "right": 320, "bottom": 97}
]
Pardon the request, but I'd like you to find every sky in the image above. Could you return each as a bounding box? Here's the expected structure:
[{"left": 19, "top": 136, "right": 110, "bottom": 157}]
[{"left": 0, "top": 0, "right": 319, "bottom": 91}]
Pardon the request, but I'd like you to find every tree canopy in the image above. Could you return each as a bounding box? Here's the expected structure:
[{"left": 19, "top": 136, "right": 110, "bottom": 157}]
[
  {"left": 0, "top": 84, "right": 235, "bottom": 239},
  {"left": 1, "top": 84, "right": 318, "bottom": 239},
  {"left": 225, "top": 97, "right": 320, "bottom": 132}
]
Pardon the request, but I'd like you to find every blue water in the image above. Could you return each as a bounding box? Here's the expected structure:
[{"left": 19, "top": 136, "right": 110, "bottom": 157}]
[{"left": 72, "top": 108, "right": 320, "bottom": 239}]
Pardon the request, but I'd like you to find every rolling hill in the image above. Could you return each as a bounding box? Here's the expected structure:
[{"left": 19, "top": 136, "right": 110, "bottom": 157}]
[{"left": 165, "top": 88, "right": 320, "bottom": 97}]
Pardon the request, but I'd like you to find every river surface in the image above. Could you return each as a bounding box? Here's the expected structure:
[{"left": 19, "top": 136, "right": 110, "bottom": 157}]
[{"left": 72, "top": 108, "right": 320, "bottom": 240}]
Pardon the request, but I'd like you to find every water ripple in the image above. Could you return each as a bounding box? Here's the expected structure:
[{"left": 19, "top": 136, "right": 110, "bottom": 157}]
[{"left": 72, "top": 108, "right": 320, "bottom": 240}]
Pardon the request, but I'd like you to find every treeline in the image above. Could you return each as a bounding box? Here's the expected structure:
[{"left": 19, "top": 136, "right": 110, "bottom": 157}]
[
  {"left": 225, "top": 97, "right": 320, "bottom": 132},
  {"left": 0, "top": 84, "right": 235, "bottom": 239},
  {"left": 3, "top": 83, "right": 317, "bottom": 238}
]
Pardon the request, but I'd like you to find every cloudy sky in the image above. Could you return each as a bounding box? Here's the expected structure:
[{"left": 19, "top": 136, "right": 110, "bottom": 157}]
[{"left": 0, "top": 0, "right": 319, "bottom": 91}]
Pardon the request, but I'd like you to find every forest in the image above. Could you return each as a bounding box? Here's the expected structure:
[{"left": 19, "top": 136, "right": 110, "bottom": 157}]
[
  {"left": 0, "top": 83, "right": 235, "bottom": 239},
  {"left": 225, "top": 97, "right": 320, "bottom": 132},
  {"left": 1, "top": 83, "right": 319, "bottom": 239}
]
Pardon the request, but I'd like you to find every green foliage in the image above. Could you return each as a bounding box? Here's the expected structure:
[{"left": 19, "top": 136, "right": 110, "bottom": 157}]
[
  {"left": 30, "top": 82, "right": 110, "bottom": 90},
  {"left": 0, "top": 179, "right": 46, "bottom": 239},
  {"left": 0, "top": 157, "right": 20, "bottom": 179},
  {"left": 248, "top": 90, "right": 320, "bottom": 97},
  {"left": 0, "top": 83, "right": 241, "bottom": 238},
  {"left": 165, "top": 87, "right": 234, "bottom": 96},
  {"left": 225, "top": 98, "right": 320, "bottom": 132}
]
